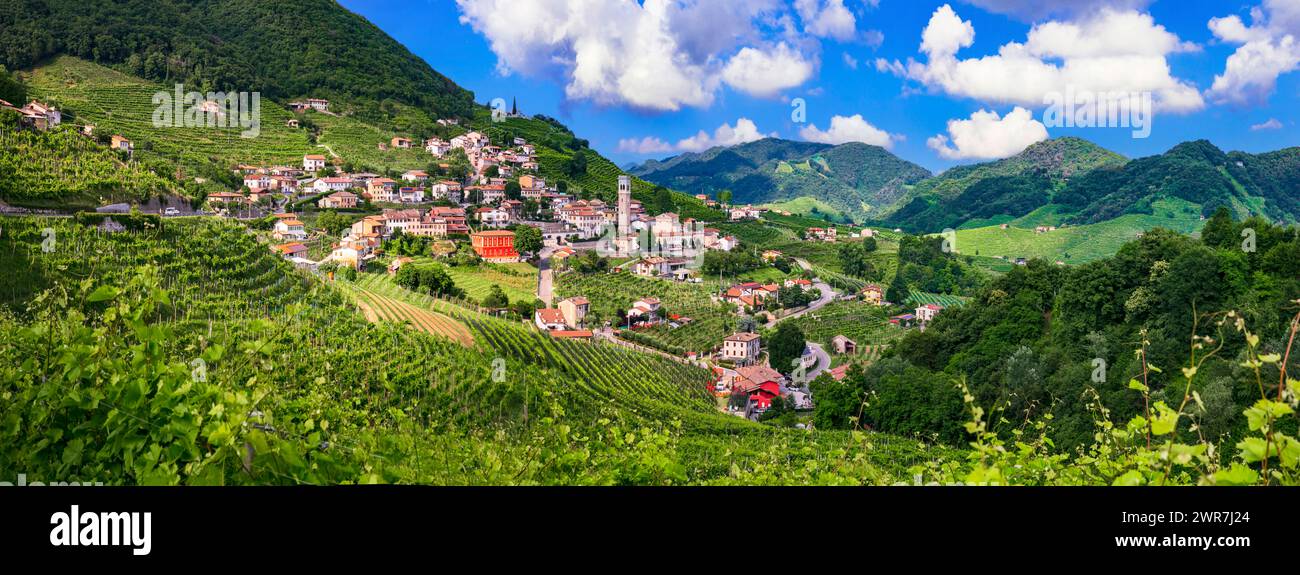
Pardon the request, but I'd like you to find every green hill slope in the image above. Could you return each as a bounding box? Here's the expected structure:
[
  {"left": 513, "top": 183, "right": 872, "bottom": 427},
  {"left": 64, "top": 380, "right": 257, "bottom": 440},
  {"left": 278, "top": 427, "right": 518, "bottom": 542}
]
[{"left": 631, "top": 138, "right": 931, "bottom": 220}]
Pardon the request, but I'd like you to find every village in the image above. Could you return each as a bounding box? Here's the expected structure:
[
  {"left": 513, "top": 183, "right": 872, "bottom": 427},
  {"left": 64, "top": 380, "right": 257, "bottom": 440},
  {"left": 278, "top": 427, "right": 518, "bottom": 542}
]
[{"left": 8, "top": 93, "right": 956, "bottom": 426}]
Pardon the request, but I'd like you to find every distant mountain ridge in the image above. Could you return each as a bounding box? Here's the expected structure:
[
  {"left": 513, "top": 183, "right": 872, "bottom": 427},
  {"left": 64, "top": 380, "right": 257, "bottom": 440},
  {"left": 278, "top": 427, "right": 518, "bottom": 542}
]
[{"left": 630, "top": 138, "right": 932, "bottom": 220}]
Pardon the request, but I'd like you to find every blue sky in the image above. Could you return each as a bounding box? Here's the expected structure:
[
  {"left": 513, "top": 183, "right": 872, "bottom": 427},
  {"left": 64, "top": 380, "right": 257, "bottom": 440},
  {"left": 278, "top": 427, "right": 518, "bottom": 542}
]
[{"left": 340, "top": 0, "right": 1300, "bottom": 173}]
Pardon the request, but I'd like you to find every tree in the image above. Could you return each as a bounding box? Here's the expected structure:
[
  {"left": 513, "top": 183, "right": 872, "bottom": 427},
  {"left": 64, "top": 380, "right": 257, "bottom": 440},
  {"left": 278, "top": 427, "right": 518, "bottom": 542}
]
[
  {"left": 513, "top": 225, "right": 542, "bottom": 256},
  {"left": 1201, "top": 206, "right": 1236, "bottom": 249},
  {"left": 717, "top": 189, "right": 733, "bottom": 206},
  {"left": 838, "top": 242, "right": 877, "bottom": 280},
  {"left": 767, "top": 322, "right": 807, "bottom": 376},
  {"left": 505, "top": 181, "right": 522, "bottom": 201},
  {"left": 653, "top": 186, "right": 675, "bottom": 214},
  {"left": 566, "top": 152, "right": 587, "bottom": 177},
  {"left": 482, "top": 284, "right": 510, "bottom": 309}
]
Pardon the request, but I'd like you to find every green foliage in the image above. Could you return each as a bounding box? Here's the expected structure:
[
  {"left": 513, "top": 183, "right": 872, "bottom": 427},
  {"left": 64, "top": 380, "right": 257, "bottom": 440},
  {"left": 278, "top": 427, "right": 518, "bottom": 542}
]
[
  {"left": 394, "top": 262, "right": 459, "bottom": 298},
  {"left": 0, "top": 126, "right": 178, "bottom": 208},
  {"left": 766, "top": 322, "right": 806, "bottom": 376},
  {"left": 512, "top": 225, "right": 542, "bottom": 257}
]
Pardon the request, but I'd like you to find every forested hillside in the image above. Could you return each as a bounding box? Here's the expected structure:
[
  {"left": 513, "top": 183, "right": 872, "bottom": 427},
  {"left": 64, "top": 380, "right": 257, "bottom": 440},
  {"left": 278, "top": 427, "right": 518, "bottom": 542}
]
[{"left": 0, "top": 0, "right": 474, "bottom": 120}]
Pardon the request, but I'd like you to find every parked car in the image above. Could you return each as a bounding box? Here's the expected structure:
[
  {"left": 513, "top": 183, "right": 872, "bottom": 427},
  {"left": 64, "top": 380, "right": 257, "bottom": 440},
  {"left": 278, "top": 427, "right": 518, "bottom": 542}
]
[{"left": 163, "top": 207, "right": 181, "bottom": 216}]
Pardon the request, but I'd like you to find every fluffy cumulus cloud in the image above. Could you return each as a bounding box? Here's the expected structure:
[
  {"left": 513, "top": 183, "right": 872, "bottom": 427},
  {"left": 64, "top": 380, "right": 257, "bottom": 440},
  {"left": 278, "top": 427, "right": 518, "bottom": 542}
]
[
  {"left": 456, "top": 0, "right": 856, "bottom": 110},
  {"left": 927, "top": 107, "right": 1049, "bottom": 160},
  {"left": 676, "top": 118, "right": 774, "bottom": 152},
  {"left": 878, "top": 5, "right": 1204, "bottom": 114},
  {"left": 721, "top": 43, "right": 816, "bottom": 97},
  {"left": 795, "top": 0, "right": 858, "bottom": 40},
  {"left": 621, "top": 118, "right": 774, "bottom": 155},
  {"left": 799, "top": 114, "right": 896, "bottom": 147},
  {"left": 1207, "top": 0, "right": 1300, "bottom": 105}
]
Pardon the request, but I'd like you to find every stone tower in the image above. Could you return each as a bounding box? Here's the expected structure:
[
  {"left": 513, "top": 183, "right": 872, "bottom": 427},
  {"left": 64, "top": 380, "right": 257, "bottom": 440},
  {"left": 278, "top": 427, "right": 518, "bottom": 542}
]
[{"left": 617, "top": 175, "right": 631, "bottom": 237}]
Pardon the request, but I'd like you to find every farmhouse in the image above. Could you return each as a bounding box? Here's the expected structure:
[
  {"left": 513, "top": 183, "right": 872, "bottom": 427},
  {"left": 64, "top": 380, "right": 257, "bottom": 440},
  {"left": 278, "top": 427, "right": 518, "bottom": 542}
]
[
  {"left": 110, "top": 135, "right": 133, "bottom": 153},
  {"left": 634, "top": 257, "right": 671, "bottom": 278},
  {"left": 273, "top": 243, "right": 309, "bottom": 260},
  {"left": 626, "top": 297, "right": 661, "bottom": 322},
  {"left": 534, "top": 308, "right": 568, "bottom": 331},
  {"left": 861, "top": 284, "right": 885, "bottom": 306},
  {"left": 916, "top": 303, "right": 944, "bottom": 323},
  {"left": 303, "top": 154, "right": 327, "bottom": 172},
  {"left": 733, "top": 365, "right": 785, "bottom": 410},
  {"left": 558, "top": 297, "right": 589, "bottom": 329},
  {"left": 831, "top": 335, "right": 857, "bottom": 355},
  {"left": 390, "top": 137, "right": 412, "bottom": 149},
  {"left": 721, "top": 332, "right": 762, "bottom": 365},
  {"left": 272, "top": 219, "right": 307, "bottom": 241}
]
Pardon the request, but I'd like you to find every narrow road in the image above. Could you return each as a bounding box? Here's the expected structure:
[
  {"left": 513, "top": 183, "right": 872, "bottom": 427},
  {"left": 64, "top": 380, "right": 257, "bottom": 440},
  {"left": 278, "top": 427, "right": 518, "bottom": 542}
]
[
  {"left": 536, "top": 246, "right": 555, "bottom": 307},
  {"left": 770, "top": 279, "right": 837, "bottom": 325},
  {"left": 804, "top": 342, "right": 831, "bottom": 382}
]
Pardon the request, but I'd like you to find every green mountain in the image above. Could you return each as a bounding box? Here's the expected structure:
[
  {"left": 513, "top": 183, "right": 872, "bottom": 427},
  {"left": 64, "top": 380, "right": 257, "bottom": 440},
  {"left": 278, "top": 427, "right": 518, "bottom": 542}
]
[
  {"left": 630, "top": 138, "right": 932, "bottom": 221},
  {"left": 0, "top": 0, "right": 475, "bottom": 119},
  {"left": 883, "top": 137, "right": 1127, "bottom": 232}
]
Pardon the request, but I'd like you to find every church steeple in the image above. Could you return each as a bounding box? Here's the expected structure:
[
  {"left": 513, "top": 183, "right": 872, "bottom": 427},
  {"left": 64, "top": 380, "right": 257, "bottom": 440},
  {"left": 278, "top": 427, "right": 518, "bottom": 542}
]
[{"left": 511, "top": 97, "right": 518, "bottom": 117}]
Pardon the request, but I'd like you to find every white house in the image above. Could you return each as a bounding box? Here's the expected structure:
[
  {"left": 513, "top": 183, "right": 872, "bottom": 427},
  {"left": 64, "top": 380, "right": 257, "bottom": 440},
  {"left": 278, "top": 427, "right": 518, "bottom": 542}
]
[
  {"left": 273, "top": 219, "right": 307, "bottom": 241},
  {"left": 916, "top": 304, "right": 944, "bottom": 323},
  {"left": 721, "top": 332, "right": 761, "bottom": 365},
  {"left": 303, "top": 155, "right": 327, "bottom": 172}
]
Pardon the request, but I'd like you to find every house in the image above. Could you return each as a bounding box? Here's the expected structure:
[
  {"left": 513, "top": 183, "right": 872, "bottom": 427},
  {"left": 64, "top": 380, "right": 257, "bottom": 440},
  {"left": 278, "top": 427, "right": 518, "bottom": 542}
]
[
  {"left": 831, "top": 335, "right": 857, "bottom": 355},
  {"left": 397, "top": 187, "right": 425, "bottom": 203},
  {"left": 734, "top": 365, "right": 785, "bottom": 410},
  {"left": 916, "top": 304, "right": 944, "bottom": 323},
  {"left": 762, "top": 250, "right": 783, "bottom": 262},
  {"left": 827, "top": 365, "right": 852, "bottom": 382},
  {"left": 558, "top": 297, "right": 589, "bottom": 329},
  {"left": 367, "top": 178, "right": 398, "bottom": 200},
  {"left": 390, "top": 137, "right": 412, "bottom": 149},
  {"left": 470, "top": 230, "right": 520, "bottom": 263},
  {"left": 861, "top": 284, "right": 885, "bottom": 306},
  {"left": 475, "top": 206, "right": 511, "bottom": 228},
  {"left": 425, "top": 138, "right": 451, "bottom": 156},
  {"left": 626, "top": 297, "right": 661, "bottom": 322},
  {"left": 206, "top": 192, "right": 246, "bottom": 205},
  {"left": 273, "top": 219, "right": 307, "bottom": 241},
  {"left": 535, "top": 308, "right": 568, "bottom": 331},
  {"left": 273, "top": 243, "right": 309, "bottom": 259},
  {"left": 303, "top": 155, "right": 327, "bottom": 172},
  {"left": 388, "top": 257, "right": 414, "bottom": 275},
  {"left": 784, "top": 278, "right": 813, "bottom": 291},
  {"left": 634, "top": 256, "right": 671, "bottom": 278},
  {"left": 110, "top": 135, "right": 133, "bottom": 153},
  {"left": 721, "top": 332, "right": 762, "bottom": 365},
  {"left": 244, "top": 174, "right": 273, "bottom": 190},
  {"left": 15, "top": 100, "right": 61, "bottom": 130},
  {"left": 312, "top": 177, "right": 354, "bottom": 194},
  {"left": 382, "top": 209, "right": 424, "bottom": 233},
  {"left": 430, "top": 181, "right": 463, "bottom": 202},
  {"left": 290, "top": 99, "right": 330, "bottom": 113},
  {"left": 401, "top": 170, "right": 429, "bottom": 183},
  {"left": 318, "top": 191, "right": 359, "bottom": 209}
]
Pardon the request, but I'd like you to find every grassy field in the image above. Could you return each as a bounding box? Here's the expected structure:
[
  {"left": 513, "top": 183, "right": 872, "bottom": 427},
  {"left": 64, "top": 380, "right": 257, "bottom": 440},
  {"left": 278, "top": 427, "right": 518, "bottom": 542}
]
[
  {"left": 760, "top": 196, "right": 845, "bottom": 220},
  {"left": 22, "top": 56, "right": 312, "bottom": 171},
  {"left": 952, "top": 198, "right": 1204, "bottom": 264},
  {"left": 442, "top": 261, "right": 538, "bottom": 305}
]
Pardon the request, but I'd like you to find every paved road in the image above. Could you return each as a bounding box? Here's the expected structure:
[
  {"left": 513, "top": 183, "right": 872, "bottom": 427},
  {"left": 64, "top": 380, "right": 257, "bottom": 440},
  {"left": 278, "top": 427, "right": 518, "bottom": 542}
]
[
  {"left": 537, "top": 246, "right": 555, "bottom": 307},
  {"left": 770, "top": 279, "right": 837, "bottom": 325}
]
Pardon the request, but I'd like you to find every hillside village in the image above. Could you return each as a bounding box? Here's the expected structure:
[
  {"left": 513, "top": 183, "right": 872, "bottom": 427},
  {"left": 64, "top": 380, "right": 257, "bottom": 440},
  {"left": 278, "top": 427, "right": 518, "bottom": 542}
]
[{"left": 0, "top": 89, "right": 970, "bottom": 426}]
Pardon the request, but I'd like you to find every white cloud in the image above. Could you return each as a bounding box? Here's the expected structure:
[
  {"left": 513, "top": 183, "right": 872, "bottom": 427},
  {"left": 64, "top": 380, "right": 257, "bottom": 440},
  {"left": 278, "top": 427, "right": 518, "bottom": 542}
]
[
  {"left": 1207, "top": 0, "right": 1300, "bottom": 105},
  {"left": 677, "top": 118, "right": 774, "bottom": 152},
  {"left": 617, "top": 136, "right": 676, "bottom": 154},
  {"left": 796, "top": 0, "right": 858, "bottom": 41},
  {"left": 880, "top": 5, "right": 1205, "bottom": 114},
  {"left": 962, "top": 0, "right": 1153, "bottom": 21},
  {"left": 799, "top": 114, "right": 896, "bottom": 147},
  {"left": 722, "top": 43, "right": 817, "bottom": 98},
  {"left": 843, "top": 52, "right": 859, "bottom": 69},
  {"left": 456, "top": 0, "right": 835, "bottom": 110},
  {"left": 927, "top": 107, "right": 1049, "bottom": 160},
  {"left": 1251, "top": 118, "right": 1284, "bottom": 130}
]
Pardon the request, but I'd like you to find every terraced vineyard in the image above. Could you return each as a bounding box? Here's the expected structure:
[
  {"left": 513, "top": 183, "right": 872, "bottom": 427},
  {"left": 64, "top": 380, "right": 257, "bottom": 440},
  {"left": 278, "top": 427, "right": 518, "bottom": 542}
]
[
  {"left": 309, "top": 110, "right": 433, "bottom": 172},
  {"left": 348, "top": 285, "right": 475, "bottom": 347},
  {"left": 0, "top": 127, "right": 179, "bottom": 208},
  {"left": 781, "top": 300, "right": 900, "bottom": 349},
  {"left": 905, "top": 292, "right": 970, "bottom": 308},
  {"left": 22, "top": 56, "right": 312, "bottom": 171},
  {"left": 554, "top": 270, "right": 736, "bottom": 355}
]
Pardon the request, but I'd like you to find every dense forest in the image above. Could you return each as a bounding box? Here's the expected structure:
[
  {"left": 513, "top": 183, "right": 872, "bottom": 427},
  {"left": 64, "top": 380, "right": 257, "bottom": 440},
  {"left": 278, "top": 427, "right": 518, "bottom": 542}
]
[
  {"left": 815, "top": 210, "right": 1300, "bottom": 457},
  {"left": 0, "top": 0, "right": 475, "bottom": 120}
]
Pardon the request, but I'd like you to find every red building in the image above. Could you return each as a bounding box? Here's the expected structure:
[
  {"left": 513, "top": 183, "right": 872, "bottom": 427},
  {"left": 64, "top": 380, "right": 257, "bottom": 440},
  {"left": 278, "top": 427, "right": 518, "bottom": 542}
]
[{"left": 470, "top": 230, "right": 520, "bottom": 263}]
